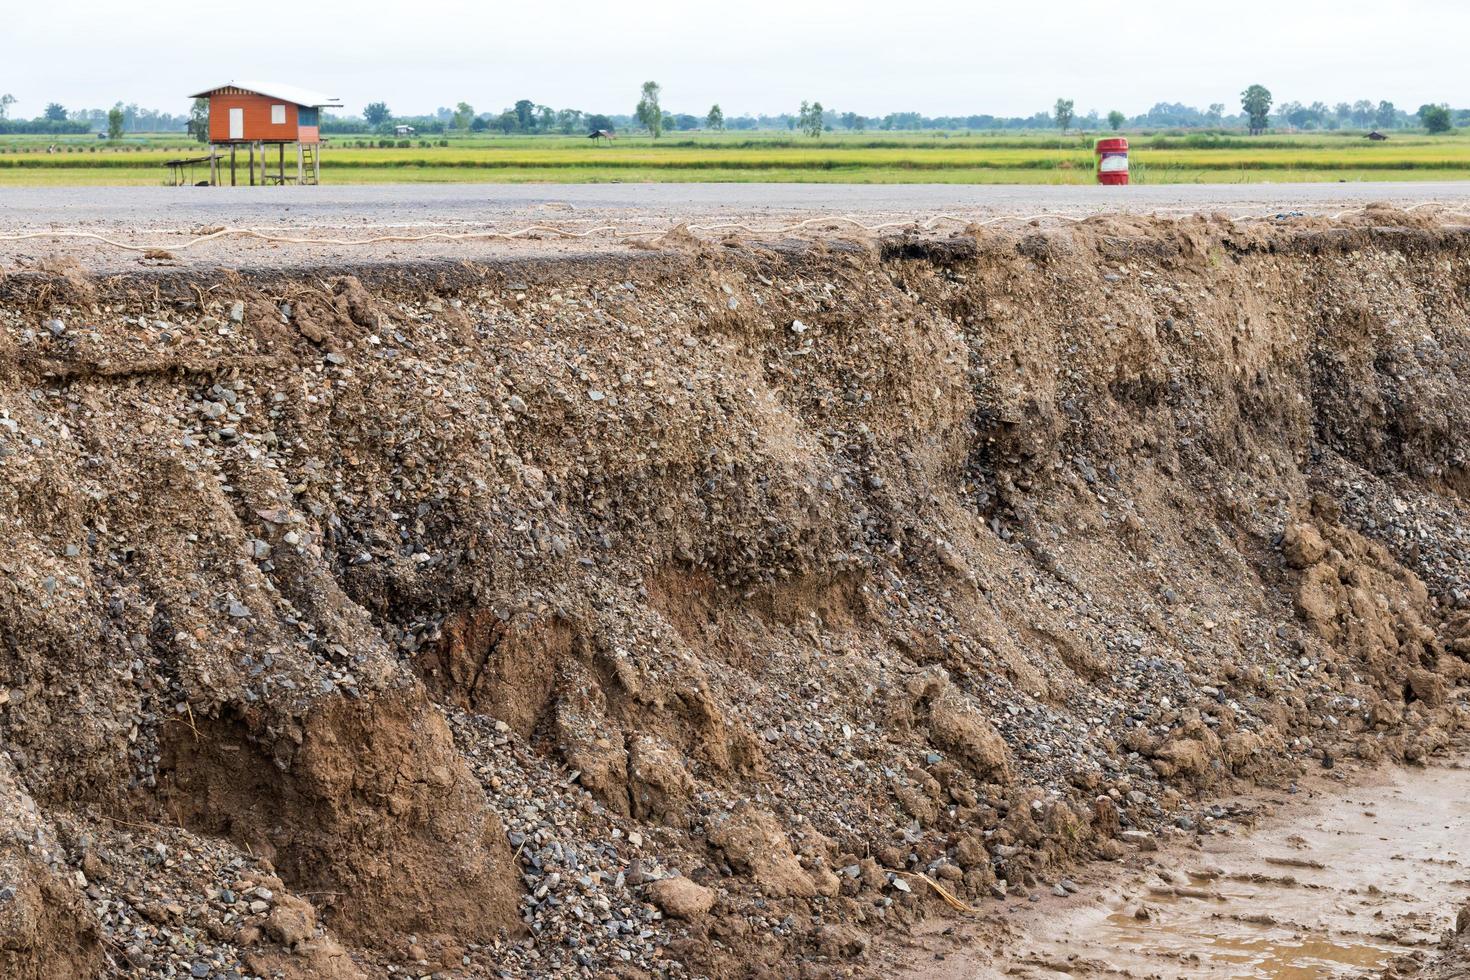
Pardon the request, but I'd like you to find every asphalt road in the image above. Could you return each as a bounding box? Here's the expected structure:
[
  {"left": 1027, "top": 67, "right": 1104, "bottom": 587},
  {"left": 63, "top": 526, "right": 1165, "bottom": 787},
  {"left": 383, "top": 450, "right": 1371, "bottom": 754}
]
[
  {"left": 3, "top": 181, "right": 1470, "bottom": 270},
  {"left": 6, "top": 181, "right": 1470, "bottom": 229}
]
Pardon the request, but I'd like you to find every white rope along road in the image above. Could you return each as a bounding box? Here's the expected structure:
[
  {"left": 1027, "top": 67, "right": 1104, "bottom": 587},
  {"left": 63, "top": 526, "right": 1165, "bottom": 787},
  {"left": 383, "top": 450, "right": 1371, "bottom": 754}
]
[{"left": 1, "top": 203, "right": 1467, "bottom": 255}]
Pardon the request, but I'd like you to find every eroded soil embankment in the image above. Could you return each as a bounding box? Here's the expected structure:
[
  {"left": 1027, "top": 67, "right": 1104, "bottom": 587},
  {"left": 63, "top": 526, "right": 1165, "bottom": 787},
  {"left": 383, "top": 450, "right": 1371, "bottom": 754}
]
[{"left": 1, "top": 214, "right": 1469, "bottom": 979}]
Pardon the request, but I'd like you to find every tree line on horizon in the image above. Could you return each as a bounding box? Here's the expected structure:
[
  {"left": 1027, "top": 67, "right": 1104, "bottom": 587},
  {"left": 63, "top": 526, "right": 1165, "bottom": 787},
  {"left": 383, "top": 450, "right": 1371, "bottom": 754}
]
[
  {"left": 335, "top": 86, "right": 1470, "bottom": 139},
  {"left": 2, "top": 83, "right": 1466, "bottom": 137},
  {"left": 0, "top": 97, "right": 191, "bottom": 136}
]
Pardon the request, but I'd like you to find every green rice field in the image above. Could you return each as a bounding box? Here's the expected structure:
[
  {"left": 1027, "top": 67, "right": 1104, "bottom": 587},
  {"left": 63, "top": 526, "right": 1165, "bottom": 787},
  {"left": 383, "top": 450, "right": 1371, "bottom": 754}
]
[{"left": 3, "top": 130, "right": 1469, "bottom": 185}]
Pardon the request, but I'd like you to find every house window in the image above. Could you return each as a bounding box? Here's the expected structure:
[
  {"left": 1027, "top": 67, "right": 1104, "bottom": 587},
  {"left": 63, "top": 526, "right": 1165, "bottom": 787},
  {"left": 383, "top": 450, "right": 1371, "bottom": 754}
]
[{"left": 271, "top": 104, "right": 286, "bottom": 125}]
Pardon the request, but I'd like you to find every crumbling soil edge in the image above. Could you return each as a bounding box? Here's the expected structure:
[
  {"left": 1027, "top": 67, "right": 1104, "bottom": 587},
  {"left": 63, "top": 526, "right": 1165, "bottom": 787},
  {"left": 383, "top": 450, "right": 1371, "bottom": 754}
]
[{"left": 2, "top": 215, "right": 1470, "bottom": 977}]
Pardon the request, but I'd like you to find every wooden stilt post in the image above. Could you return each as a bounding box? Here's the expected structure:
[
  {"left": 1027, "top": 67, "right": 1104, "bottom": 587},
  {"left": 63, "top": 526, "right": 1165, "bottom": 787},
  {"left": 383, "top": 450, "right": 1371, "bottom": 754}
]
[
  {"left": 230, "top": 144, "right": 237, "bottom": 186},
  {"left": 249, "top": 142, "right": 255, "bottom": 186},
  {"left": 210, "top": 148, "right": 218, "bottom": 187},
  {"left": 297, "top": 142, "right": 304, "bottom": 185},
  {"left": 313, "top": 143, "right": 320, "bottom": 185},
  {"left": 278, "top": 143, "right": 284, "bottom": 185}
]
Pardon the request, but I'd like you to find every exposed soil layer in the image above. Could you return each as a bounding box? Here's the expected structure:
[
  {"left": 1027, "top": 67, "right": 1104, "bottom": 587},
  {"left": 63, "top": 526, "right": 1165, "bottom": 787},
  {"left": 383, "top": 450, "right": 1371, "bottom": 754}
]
[
  {"left": 1, "top": 211, "right": 1469, "bottom": 978},
  {"left": 6, "top": 182, "right": 1470, "bottom": 275}
]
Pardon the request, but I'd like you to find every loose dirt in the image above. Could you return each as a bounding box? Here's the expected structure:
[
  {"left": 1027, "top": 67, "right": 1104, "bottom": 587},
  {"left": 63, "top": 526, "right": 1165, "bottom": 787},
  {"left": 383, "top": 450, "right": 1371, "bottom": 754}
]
[{"left": 1, "top": 209, "right": 1468, "bottom": 979}]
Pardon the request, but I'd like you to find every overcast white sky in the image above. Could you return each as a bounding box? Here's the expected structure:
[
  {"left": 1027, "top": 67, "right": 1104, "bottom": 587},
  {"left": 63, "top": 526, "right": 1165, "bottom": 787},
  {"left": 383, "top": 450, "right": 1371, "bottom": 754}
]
[{"left": 5, "top": 0, "right": 1468, "bottom": 120}]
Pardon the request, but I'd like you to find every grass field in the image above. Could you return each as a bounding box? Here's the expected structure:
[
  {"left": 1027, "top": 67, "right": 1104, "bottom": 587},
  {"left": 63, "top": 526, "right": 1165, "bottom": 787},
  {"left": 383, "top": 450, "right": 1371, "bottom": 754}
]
[{"left": 4, "top": 129, "right": 1470, "bottom": 185}]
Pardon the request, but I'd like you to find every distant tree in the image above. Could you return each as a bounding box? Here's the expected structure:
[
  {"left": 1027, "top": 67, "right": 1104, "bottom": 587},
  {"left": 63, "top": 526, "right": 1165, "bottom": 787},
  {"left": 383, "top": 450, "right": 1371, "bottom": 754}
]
[
  {"left": 1207, "top": 103, "right": 1225, "bottom": 126},
  {"left": 470, "top": 115, "right": 489, "bottom": 132},
  {"left": 44, "top": 102, "right": 68, "bottom": 122},
  {"left": 797, "top": 100, "right": 824, "bottom": 137},
  {"left": 556, "top": 108, "right": 584, "bottom": 134},
  {"left": 661, "top": 109, "right": 675, "bottom": 133},
  {"left": 1240, "top": 84, "right": 1272, "bottom": 135},
  {"left": 497, "top": 110, "right": 516, "bottom": 134},
  {"left": 635, "top": 81, "right": 662, "bottom": 137},
  {"left": 1279, "top": 101, "right": 1308, "bottom": 129},
  {"left": 706, "top": 103, "right": 724, "bottom": 130},
  {"left": 363, "top": 101, "right": 391, "bottom": 127},
  {"left": 187, "top": 97, "right": 209, "bottom": 143},
  {"left": 881, "top": 111, "right": 925, "bottom": 131},
  {"left": 1375, "top": 100, "right": 1398, "bottom": 130},
  {"left": 1106, "top": 109, "right": 1125, "bottom": 131},
  {"left": 537, "top": 105, "right": 555, "bottom": 132},
  {"left": 1351, "top": 100, "right": 1375, "bottom": 127},
  {"left": 840, "top": 111, "right": 860, "bottom": 130},
  {"left": 1053, "top": 98, "right": 1074, "bottom": 133},
  {"left": 513, "top": 99, "right": 535, "bottom": 132},
  {"left": 585, "top": 113, "right": 612, "bottom": 133},
  {"left": 1332, "top": 102, "right": 1352, "bottom": 128},
  {"left": 1419, "top": 103, "right": 1452, "bottom": 134},
  {"left": 106, "top": 104, "right": 124, "bottom": 140},
  {"left": 0, "top": 94, "right": 14, "bottom": 120},
  {"left": 452, "top": 101, "right": 474, "bottom": 130}
]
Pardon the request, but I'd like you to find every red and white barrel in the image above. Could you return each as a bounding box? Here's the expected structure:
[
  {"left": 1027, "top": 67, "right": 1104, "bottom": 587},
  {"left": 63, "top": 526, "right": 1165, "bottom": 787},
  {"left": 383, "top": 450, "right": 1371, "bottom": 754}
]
[{"left": 1095, "top": 137, "right": 1129, "bottom": 185}]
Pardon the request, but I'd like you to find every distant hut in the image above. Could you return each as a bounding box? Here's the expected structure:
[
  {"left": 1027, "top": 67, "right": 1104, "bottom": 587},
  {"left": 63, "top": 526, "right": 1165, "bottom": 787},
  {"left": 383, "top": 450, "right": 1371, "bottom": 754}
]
[
  {"left": 588, "top": 128, "right": 615, "bottom": 144},
  {"left": 1366, "top": 130, "right": 1389, "bottom": 141},
  {"left": 184, "top": 82, "right": 343, "bottom": 186}
]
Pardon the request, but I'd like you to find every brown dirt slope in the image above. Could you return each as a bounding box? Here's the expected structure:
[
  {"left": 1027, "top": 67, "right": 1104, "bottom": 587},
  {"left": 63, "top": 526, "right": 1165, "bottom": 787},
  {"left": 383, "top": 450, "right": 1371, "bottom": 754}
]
[{"left": 0, "top": 212, "right": 1468, "bottom": 977}]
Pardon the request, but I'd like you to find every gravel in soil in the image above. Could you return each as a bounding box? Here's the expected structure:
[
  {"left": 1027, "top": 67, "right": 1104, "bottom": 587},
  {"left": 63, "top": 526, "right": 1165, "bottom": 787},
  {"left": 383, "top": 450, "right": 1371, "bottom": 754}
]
[{"left": 0, "top": 211, "right": 1468, "bottom": 978}]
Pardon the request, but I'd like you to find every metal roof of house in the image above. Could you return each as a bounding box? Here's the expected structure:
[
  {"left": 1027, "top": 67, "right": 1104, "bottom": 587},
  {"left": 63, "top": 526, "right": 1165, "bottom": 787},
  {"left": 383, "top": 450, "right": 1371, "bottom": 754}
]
[{"left": 189, "top": 81, "right": 343, "bottom": 108}]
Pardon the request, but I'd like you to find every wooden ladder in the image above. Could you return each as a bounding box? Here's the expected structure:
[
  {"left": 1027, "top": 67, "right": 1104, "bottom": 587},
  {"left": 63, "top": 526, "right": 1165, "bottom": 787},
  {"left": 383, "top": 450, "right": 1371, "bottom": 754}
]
[{"left": 299, "top": 144, "right": 319, "bottom": 185}]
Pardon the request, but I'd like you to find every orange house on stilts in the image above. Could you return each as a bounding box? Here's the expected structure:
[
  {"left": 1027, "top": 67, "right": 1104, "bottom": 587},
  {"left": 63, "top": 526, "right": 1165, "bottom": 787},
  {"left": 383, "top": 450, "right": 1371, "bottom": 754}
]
[{"left": 184, "top": 82, "right": 343, "bottom": 186}]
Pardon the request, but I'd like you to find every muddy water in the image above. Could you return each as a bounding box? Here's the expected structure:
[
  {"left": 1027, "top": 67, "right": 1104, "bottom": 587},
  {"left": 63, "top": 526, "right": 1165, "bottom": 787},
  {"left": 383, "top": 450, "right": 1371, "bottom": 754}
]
[{"left": 992, "top": 760, "right": 1470, "bottom": 978}]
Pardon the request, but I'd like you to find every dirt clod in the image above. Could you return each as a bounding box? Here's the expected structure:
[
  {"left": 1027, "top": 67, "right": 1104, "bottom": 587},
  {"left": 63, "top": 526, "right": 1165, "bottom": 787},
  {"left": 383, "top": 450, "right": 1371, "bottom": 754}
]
[{"left": 646, "top": 877, "right": 716, "bottom": 919}]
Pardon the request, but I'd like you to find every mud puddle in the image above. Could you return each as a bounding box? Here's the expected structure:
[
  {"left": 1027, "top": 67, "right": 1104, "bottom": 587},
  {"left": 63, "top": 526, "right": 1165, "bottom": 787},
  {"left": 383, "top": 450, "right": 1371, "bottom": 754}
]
[
  {"left": 1009, "top": 760, "right": 1470, "bottom": 978},
  {"left": 925, "top": 759, "right": 1470, "bottom": 979}
]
